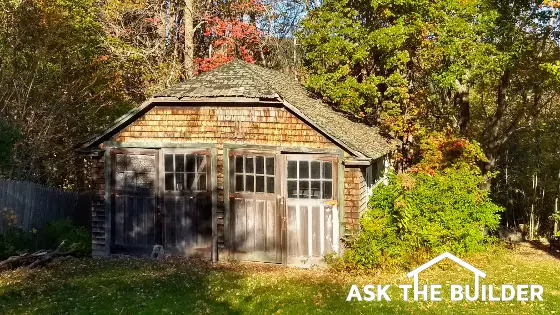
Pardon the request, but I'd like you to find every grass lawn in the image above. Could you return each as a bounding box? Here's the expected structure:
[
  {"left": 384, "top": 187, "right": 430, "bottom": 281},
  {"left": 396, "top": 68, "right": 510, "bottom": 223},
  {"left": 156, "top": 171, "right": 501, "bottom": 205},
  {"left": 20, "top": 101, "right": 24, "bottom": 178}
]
[{"left": 0, "top": 243, "right": 559, "bottom": 315}]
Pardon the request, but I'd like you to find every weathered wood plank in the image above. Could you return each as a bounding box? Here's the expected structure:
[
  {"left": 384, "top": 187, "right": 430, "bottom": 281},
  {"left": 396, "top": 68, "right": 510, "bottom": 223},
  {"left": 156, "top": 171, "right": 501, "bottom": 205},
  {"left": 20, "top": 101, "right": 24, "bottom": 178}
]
[
  {"left": 0, "top": 179, "right": 90, "bottom": 235},
  {"left": 246, "top": 199, "right": 255, "bottom": 255},
  {"left": 287, "top": 205, "right": 297, "bottom": 257},
  {"left": 114, "top": 195, "right": 125, "bottom": 245},
  {"left": 324, "top": 205, "right": 333, "bottom": 254},
  {"left": 255, "top": 200, "right": 265, "bottom": 252},
  {"left": 312, "top": 206, "right": 321, "bottom": 257},
  {"left": 298, "top": 205, "right": 308, "bottom": 257},
  {"left": 266, "top": 200, "right": 276, "bottom": 254},
  {"left": 234, "top": 198, "right": 246, "bottom": 252}
]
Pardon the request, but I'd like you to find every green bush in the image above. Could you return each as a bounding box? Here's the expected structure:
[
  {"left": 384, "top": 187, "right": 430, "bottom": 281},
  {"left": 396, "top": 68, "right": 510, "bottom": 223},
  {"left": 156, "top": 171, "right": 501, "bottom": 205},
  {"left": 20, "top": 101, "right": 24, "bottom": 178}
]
[
  {"left": 0, "top": 227, "right": 37, "bottom": 260},
  {"left": 0, "top": 214, "right": 91, "bottom": 259},
  {"left": 343, "top": 168, "right": 503, "bottom": 269},
  {"left": 0, "top": 208, "right": 36, "bottom": 260},
  {"left": 40, "top": 219, "right": 91, "bottom": 256}
]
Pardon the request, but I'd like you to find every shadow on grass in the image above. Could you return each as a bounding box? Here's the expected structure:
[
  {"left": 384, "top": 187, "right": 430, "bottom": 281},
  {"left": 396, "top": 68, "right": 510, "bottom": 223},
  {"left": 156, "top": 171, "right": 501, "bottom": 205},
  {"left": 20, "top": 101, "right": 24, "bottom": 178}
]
[
  {"left": 0, "top": 257, "right": 402, "bottom": 315},
  {"left": 0, "top": 257, "right": 244, "bottom": 315},
  {"left": 525, "top": 240, "right": 560, "bottom": 260}
]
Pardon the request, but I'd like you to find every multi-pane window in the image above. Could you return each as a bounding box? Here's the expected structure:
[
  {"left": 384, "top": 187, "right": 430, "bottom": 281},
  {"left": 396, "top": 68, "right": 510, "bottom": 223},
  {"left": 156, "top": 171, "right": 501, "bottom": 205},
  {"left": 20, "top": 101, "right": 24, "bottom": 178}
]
[
  {"left": 287, "top": 160, "right": 333, "bottom": 199},
  {"left": 114, "top": 153, "right": 156, "bottom": 193},
  {"left": 234, "top": 155, "right": 275, "bottom": 193},
  {"left": 164, "top": 154, "right": 207, "bottom": 191}
]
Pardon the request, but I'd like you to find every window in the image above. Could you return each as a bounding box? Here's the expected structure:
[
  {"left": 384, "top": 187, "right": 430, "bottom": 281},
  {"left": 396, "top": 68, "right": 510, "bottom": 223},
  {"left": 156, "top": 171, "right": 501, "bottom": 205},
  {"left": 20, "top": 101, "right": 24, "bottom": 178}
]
[
  {"left": 287, "top": 160, "right": 333, "bottom": 199},
  {"left": 366, "top": 158, "right": 385, "bottom": 188},
  {"left": 234, "top": 155, "right": 275, "bottom": 193},
  {"left": 164, "top": 153, "right": 207, "bottom": 191},
  {"left": 114, "top": 153, "right": 156, "bottom": 193}
]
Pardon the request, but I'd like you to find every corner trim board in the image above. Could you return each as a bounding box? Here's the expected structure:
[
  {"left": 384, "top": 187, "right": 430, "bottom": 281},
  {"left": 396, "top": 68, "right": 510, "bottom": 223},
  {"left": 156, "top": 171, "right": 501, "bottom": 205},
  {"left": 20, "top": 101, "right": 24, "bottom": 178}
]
[
  {"left": 211, "top": 147, "right": 218, "bottom": 263},
  {"left": 223, "top": 146, "right": 231, "bottom": 260},
  {"left": 337, "top": 157, "right": 345, "bottom": 253},
  {"left": 103, "top": 146, "right": 112, "bottom": 256}
]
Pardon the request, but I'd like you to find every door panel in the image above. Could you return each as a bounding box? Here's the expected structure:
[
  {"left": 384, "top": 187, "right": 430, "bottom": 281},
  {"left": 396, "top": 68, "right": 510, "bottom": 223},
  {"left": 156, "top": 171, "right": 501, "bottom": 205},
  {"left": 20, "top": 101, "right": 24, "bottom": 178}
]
[
  {"left": 163, "top": 194, "right": 212, "bottom": 255},
  {"left": 112, "top": 150, "right": 158, "bottom": 252},
  {"left": 162, "top": 150, "right": 212, "bottom": 257},
  {"left": 232, "top": 196, "right": 279, "bottom": 262},
  {"left": 285, "top": 156, "right": 338, "bottom": 265},
  {"left": 230, "top": 153, "right": 282, "bottom": 263},
  {"left": 287, "top": 204, "right": 335, "bottom": 258}
]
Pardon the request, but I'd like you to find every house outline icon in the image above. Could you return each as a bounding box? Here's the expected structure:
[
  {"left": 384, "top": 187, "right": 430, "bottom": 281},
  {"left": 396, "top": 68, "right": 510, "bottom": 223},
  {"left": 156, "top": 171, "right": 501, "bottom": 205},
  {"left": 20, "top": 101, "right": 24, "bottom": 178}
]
[{"left": 407, "top": 252, "right": 486, "bottom": 299}]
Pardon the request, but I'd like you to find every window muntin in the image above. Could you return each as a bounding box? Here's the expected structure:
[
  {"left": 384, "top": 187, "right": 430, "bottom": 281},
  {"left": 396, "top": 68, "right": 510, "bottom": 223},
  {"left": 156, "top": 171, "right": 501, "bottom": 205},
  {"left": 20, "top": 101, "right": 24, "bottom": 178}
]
[
  {"left": 164, "top": 153, "right": 207, "bottom": 191},
  {"left": 234, "top": 155, "right": 275, "bottom": 193},
  {"left": 287, "top": 160, "right": 333, "bottom": 199},
  {"left": 114, "top": 153, "right": 156, "bottom": 193}
]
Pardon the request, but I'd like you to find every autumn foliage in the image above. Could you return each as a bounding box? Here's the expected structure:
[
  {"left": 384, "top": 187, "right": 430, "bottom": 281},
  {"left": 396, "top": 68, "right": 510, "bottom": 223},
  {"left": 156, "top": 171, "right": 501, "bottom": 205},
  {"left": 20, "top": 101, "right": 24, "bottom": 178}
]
[
  {"left": 196, "top": 0, "right": 265, "bottom": 73},
  {"left": 411, "top": 131, "right": 488, "bottom": 176}
]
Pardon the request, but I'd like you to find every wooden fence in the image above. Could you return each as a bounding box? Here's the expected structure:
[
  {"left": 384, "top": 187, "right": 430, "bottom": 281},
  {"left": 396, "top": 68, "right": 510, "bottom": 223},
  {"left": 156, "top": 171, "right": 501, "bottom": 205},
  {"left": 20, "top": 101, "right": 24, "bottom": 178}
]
[{"left": 0, "top": 179, "right": 91, "bottom": 233}]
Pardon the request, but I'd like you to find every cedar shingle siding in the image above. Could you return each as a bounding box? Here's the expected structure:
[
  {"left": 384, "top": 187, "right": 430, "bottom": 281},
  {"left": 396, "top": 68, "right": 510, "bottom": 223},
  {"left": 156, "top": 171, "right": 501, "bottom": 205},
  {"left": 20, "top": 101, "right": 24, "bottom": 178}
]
[
  {"left": 343, "top": 167, "right": 367, "bottom": 232},
  {"left": 90, "top": 156, "right": 106, "bottom": 255}
]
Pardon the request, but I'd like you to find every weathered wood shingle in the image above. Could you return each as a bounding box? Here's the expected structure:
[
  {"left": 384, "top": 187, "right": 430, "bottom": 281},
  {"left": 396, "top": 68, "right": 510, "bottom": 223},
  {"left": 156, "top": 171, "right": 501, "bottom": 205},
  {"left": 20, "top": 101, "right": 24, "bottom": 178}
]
[
  {"left": 80, "top": 60, "right": 398, "bottom": 159},
  {"left": 154, "top": 60, "right": 397, "bottom": 159},
  {"left": 154, "top": 61, "right": 277, "bottom": 99}
]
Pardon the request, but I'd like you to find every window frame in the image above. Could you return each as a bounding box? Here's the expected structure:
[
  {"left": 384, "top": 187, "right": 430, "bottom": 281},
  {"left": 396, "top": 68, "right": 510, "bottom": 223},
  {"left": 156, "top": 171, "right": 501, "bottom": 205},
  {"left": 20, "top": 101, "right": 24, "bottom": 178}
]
[
  {"left": 111, "top": 148, "right": 158, "bottom": 196},
  {"left": 161, "top": 149, "right": 211, "bottom": 195},
  {"left": 230, "top": 153, "right": 277, "bottom": 196},
  {"left": 285, "top": 155, "right": 338, "bottom": 201}
]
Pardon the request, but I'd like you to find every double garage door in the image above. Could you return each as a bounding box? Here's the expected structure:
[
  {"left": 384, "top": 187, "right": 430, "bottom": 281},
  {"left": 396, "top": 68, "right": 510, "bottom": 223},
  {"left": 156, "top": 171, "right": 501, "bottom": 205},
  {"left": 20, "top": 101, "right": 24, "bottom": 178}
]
[
  {"left": 229, "top": 152, "right": 339, "bottom": 265},
  {"left": 110, "top": 148, "right": 212, "bottom": 256},
  {"left": 110, "top": 148, "right": 339, "bottom": 264}
]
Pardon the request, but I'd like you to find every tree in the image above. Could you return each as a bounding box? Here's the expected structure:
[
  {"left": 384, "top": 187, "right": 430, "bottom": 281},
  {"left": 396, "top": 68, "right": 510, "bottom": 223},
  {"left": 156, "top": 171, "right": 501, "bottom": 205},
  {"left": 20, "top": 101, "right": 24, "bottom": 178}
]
[
  {"left": 466, "top": 0, "right": 560, "bottom": 172},
  {"left": 0, "top": 0, "right": 308, "bottom": 187},
  {"left": 493, "top": 100, "right": 560, "bottom": 231},
  {"left": 184, "top": 0, "right": 195, "bottom": 77},
  {"left": 195, "top": 0, "right": 267, "bottom": 73},
  {"left": 298, "top": 0, "right": 560, "bottom": 172},
  {"left": 0, "top": 0, "right": 131, "bottom": 187}
]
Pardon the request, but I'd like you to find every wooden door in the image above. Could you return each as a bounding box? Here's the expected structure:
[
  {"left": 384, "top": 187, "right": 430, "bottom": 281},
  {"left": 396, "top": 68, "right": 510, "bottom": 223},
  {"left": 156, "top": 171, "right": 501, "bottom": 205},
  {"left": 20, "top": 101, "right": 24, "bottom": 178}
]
[
  {"left": 285, "top": 155, "right": 338, "bottom": 265},
  {"left": 112, "top": 149, "right": 158, "bottom": 253},
  {"left": 230, "top": 153, "right": 282, "bottom": 263},
  {"left": 161, "top": 149, "right": 212, "bottom": 257}
]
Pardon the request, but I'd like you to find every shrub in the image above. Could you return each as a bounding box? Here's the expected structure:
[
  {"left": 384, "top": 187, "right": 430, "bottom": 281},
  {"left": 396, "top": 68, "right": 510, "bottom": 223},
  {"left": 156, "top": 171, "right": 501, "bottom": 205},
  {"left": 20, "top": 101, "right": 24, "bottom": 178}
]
[
  {"left": 40, "top": 219, "right": 91, "bottom": 256},
  {"left": 0, "top": 212, "right": 91, "bottom": 259},
  {"left": 0, "top": 227, "right": 37, "bottom": 260},
  {"left": 343, "top": 168, "right": 503, "bottom": 269},
  {"left": 0, "top": 209, "right": 37, "bottom": 260}
]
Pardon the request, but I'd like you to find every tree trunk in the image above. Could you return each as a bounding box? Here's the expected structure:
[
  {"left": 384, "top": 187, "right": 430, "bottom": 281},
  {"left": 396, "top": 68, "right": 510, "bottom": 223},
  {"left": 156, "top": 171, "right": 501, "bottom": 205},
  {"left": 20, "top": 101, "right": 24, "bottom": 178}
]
[
  {"left": 184, "top": 0, "right": 194, "bottom": 78},
  {"left": 480, "top": 69, "right": 510, "bottom": 175},
  {"left": 455, "top": 87, "right": 470, "bottom": 133}
]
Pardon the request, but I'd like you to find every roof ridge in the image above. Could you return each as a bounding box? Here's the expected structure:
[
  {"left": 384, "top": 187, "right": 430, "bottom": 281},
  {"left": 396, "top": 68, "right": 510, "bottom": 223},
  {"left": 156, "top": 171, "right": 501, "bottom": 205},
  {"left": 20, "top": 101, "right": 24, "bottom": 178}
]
[{"left": 239, "top": 60, "right": 280, "bottom": 98}]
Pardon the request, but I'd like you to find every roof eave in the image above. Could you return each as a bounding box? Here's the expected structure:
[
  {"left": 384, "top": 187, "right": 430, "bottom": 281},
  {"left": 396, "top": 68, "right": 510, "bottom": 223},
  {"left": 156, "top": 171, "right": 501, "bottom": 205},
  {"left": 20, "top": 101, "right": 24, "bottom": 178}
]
[
  {"left": 343, "top": 158, "right": 373, "bottom": 166},
  {"left": 79, "top": 98, "right": 156, "bottom": 150},
  {"left": 278, "top": 98, "right": 367, "bottom": 158}
]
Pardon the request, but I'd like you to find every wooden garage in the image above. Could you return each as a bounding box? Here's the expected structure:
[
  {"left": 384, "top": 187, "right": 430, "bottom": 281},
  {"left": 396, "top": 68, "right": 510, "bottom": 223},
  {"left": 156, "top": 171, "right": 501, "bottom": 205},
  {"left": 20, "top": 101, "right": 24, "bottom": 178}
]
[{"left": 77, "top": 59, "right": 397, "bottom": 266}]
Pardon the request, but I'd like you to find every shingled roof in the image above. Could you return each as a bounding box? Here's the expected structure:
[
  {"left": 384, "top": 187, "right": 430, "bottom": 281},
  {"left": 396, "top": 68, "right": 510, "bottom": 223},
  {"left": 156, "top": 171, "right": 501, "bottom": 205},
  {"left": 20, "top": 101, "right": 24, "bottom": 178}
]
[{"left": 80, "top": 59, "right": 398, "bottom": 159}]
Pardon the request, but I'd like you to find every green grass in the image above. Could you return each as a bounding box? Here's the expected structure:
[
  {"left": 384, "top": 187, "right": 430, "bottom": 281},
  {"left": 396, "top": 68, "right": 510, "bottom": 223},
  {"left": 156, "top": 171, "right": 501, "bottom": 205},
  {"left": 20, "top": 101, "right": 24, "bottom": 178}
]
[{"left": 0, "top": 243, "right": 559, "bottom": 314}]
